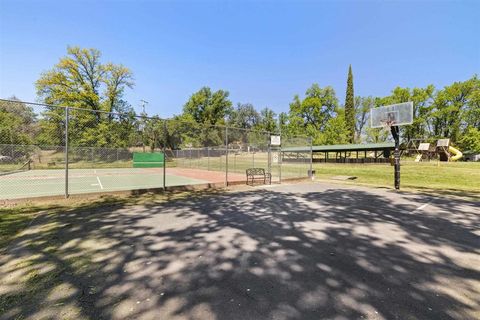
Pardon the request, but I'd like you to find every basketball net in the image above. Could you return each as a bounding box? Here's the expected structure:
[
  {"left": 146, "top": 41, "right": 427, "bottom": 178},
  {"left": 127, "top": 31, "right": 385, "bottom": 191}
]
[{"left": 381, "top": 120, "right": 395, "bottom": 133}]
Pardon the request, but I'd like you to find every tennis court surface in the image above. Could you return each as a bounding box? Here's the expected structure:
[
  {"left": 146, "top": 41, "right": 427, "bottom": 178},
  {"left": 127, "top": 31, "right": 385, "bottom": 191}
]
[
  {"left": 1, "top": 182, "right": 478, "bottom": 319},
  {"left": 0, "top": 167, "right": 246, "bottom": 199}
]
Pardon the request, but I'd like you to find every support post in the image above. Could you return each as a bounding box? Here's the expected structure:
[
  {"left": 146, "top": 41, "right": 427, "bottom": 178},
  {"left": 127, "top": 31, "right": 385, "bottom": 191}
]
[
  {"left": 391, "top": 126, "right": 400, "bottom": 190},
  {"left": 278, "top": 139, "right": 282, "bottom": 184},
  {"left": 252, "top": 148, "right": 255, "bottom": 168},
  {"left": 278, "top": 123, "right": 282, "bottom": 184},
  {"left": 163, "top": 121, "right": 167, "bottom": 190},
  {"left": 163, "top": 148, "right": 166, "bottom": 190},
  {"left": 309, "top": 137, "right": 313, "bottom": 179},
  {"left": 65, "top": 107, "right": 69, "bottom": 198},
  {"left": 225, "top": 126, "right": 228, "bottom": 187},
  {"left": 268, "top": 134, "right": 272, "bottom": 176}
]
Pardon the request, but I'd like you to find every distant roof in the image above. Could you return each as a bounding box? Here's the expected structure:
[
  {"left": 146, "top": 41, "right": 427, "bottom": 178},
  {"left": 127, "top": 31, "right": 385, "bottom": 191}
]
[{"left": 283, "top": 142, "right": 395, "bottom": 153}]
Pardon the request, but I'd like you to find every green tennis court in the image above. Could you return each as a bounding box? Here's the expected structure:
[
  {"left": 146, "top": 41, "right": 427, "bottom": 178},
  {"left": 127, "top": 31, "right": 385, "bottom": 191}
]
[{"left": 0, "top": 167, "right": 211, "bottom": 199}]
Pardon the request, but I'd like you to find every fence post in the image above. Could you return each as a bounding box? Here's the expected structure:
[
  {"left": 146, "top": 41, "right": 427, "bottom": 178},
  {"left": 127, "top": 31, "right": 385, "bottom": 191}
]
[
  {"left": 268, "top": 133, "right": 271, "bottom": 175},
  {"left": 163, "top": 148, "right": 166, "bottom": 190},
  {"left": 225, "top": 126, "right": 228, "bottom": 187},
  {"left": 309, "top": 137, "right": 313, "bottom": 179},
  {"left": 279, "top": 135, "right": 282, "bottom": 184},
  {"left": 163, "top": 120, "right": 167, "bottom": 190},
  {"left": 65, "top": 107, "right": 69, "bottom": 198},
  {"left": 252, "top": 147, "right": 255, "bottom": 168}
]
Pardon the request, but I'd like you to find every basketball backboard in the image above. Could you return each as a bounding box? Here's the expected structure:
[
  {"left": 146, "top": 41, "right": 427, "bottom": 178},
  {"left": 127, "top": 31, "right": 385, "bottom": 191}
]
[{"left": 370, "top": 102, "right": 413, "bottom": 128}]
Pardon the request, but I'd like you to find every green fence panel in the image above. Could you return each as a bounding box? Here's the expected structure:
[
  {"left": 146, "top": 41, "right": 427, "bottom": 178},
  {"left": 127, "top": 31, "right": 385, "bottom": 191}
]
[{"left": 133, "top": 152, "right": 164, "bottom": 168}]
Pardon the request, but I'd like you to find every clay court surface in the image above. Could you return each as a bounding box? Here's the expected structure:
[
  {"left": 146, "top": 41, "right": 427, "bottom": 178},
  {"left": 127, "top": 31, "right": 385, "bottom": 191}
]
[
  {"left": 0, "top": 182, "right": 479, "bottom": 319},
  {"left": 0, "top": 167, "right": 246, "bottom": 199}
]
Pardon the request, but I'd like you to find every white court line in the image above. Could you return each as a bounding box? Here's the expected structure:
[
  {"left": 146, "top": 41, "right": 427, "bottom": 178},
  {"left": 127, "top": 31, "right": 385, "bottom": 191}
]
[
  {"left": 96, "top": 176, "right": 104, "bottom": 189},
  {"left": 411, "top": 201, "right": 431, "bottom": 214}
]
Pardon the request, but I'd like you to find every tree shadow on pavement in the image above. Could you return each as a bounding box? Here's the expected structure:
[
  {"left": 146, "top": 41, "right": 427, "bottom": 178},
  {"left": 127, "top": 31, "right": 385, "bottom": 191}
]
[{"left": 1, "top": 185, "right": 479, "bottom": 319}]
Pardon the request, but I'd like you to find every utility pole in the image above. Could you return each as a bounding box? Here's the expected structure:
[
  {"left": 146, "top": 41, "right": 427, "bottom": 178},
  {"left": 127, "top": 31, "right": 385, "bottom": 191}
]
[
  {"left": 140, "top": 100, "right": 149, "bottom": 152},
  {"left": 140, "top": 99, "right": 149, "bottom": 114}
]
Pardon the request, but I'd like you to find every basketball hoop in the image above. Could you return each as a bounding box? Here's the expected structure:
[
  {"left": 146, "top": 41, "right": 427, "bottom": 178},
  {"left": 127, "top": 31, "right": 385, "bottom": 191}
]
[
  {"left": 380, "top": 119, "right": 395, "bottom": 132},
  {"left": 370, "top": 102, "right": 414, "bottom": 190},
  {"left": 371, "top": 102, "right": 412, "bottom": 128}
]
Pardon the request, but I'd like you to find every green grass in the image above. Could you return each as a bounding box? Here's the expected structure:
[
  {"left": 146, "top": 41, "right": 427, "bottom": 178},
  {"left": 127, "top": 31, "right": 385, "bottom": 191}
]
[
  {"left": 0, "top": 206, "right": 43, "bottom": 249},
  {"left": 312, "top": 161, "right": 480, "bottom": 194}
]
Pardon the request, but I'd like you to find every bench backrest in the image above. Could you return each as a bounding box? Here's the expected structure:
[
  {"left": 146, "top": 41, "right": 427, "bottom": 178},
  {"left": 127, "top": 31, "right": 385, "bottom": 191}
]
[{"left": 246, "top": 168, "right": 265, "bottom": 175}]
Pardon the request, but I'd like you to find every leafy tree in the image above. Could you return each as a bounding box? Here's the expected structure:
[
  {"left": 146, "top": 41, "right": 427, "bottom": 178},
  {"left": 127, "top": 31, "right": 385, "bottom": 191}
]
[
  {"left": 257, "top": 107, "right": 277, "bottom": 133},
  {"left": 463, "top": 78, "right": 480, "bottom": 129},
  {"left": 459, "top": 127, "right": 480, "bottom": 153},
  {"left": 0, "top": 109, "right": 32, "bottom": 146},
  {"left": 35, "top": 46, "right": 135, "bottom": 147},
  {"left": 0, "top": 98, "right": 39, "bottom": 161},
  {"left": 354, "top": 96, "right": 373, "bottom": 142},
  {"left": 141, "top": 116, "right": 168, "bottom": 152},
  {"left": 37, "top": 46, "right": 133, "bottom": 112},
  {"left": 365, "top": 127, "right": 390, "bottom": 144},
  {"left": 183, "top": 87, "right": 232, "bottom": 126},
  {"left": 431, "top": 76, "right": 479, "bottom": 142},
  {"left": 0, "top": 97, "right": 38, "bottom": 145},
  {"left": 317, "top": 107, "right": 349, "bottom": 145},
  {"left": 345, "top": 65, "right": 355, "bottom": 143},
  {"left": 278, "top": 112, "right": 289, "bottom": 133},
  {"left": 287, "top": 84, "right": 338, "bottom": 142},
  {"left": 229, "top": 103, "right": 260, "bottom": 129}
]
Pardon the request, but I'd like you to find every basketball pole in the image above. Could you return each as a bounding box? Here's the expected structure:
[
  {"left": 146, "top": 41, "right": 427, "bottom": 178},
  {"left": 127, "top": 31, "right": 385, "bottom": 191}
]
[{"left": 391, "top": 125, "right": 400, "bottom": 190}]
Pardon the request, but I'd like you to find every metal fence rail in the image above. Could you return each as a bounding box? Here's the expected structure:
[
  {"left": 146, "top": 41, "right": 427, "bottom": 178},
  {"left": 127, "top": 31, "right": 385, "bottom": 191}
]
[{"left": 0, "top": 99, "right": 313, "bottom": 200}]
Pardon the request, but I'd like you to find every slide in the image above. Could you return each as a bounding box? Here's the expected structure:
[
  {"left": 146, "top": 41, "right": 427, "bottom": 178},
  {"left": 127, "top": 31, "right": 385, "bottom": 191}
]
[{"left": 448, "top": 146, "right": 463, "bottom": 161}]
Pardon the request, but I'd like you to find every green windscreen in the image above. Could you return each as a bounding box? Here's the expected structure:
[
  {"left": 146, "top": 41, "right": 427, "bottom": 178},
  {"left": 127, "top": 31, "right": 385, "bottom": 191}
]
[{"left": 133, "top": 152, "right": 164, "bottom": 168}]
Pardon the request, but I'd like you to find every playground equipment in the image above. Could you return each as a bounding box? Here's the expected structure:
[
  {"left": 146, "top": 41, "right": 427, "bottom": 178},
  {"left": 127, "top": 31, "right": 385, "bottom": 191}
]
[
  {"left": 437, "top": 139, "right": 463, "bottom": 161},
  {"left": 448, "top": 146, "right": 463, "bottom": 161},
  {"left": 406, "top": 139, "right": 464, "bottom": 162},
  {"left": 415, "top": 143, "right": 433, "bottom": 162}
]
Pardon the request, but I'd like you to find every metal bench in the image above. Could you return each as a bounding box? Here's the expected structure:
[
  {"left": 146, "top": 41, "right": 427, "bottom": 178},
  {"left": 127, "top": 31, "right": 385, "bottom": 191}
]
[{"left": 246, "top": 168, "right": 271, "bottom": 185}]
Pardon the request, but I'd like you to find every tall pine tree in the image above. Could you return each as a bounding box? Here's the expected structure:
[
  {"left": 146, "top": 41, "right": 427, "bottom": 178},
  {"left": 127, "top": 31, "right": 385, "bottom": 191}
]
[{"left": 345, "top": 65, "right": 355, "bottom": 143}]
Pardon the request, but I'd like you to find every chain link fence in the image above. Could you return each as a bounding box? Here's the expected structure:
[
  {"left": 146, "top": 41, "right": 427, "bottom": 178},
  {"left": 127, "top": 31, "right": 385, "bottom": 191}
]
[
  {"left": 0, "top": 99, "right": 312, "bottom": 199},
  {"left": 280, "top": 136, "right": 313, "bottom": 180}
]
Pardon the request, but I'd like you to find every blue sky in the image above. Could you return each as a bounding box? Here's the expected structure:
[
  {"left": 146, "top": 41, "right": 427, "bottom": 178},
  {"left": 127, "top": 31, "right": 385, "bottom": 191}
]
[{"left": 1, "top": 0, "right": 479, "bottom": 117}]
